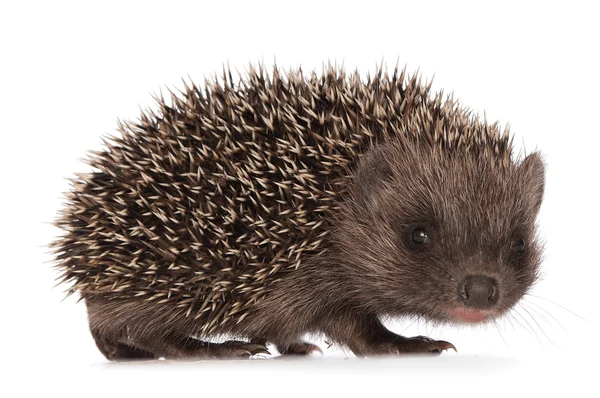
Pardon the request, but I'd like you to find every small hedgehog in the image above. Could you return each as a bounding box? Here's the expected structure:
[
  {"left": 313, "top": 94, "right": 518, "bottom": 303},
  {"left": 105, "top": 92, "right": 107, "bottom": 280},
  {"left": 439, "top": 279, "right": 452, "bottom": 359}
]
[{"left": 52, "top": 64, "right": 545, "bottom": 360}]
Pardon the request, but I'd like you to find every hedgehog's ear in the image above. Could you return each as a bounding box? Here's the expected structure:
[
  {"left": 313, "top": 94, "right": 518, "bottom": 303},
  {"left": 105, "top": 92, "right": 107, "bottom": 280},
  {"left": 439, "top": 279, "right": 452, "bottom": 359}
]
[
  {"left": 519, "top": 152, "right": 545, "bottom": 215},
  {"left": 352, "top": 153, "right": 395, "bottom": 209},
  {"left": 355, "top": 154, "right": 394, "bottom": 191}
]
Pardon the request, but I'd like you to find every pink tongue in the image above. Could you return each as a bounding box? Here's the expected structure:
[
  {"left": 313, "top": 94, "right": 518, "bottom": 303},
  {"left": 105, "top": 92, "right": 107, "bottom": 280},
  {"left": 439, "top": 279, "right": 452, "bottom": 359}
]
[{"left": 451, "top": 308, "right": 488, "bottom": 322}]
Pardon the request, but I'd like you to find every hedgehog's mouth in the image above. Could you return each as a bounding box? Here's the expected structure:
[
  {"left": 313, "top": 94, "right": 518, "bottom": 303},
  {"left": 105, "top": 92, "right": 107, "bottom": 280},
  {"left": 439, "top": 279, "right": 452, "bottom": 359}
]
[{"left": 448, "top": 307, "right": 491, "bottom": 323}]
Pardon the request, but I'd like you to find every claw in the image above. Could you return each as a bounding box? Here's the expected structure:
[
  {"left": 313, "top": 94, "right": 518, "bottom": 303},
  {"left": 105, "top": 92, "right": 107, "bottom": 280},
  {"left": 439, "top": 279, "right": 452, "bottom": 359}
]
[
  {"left": 384, "top": 336, "right": 458, "bottom": 356},
  {"left": 250, "top": 345, "right": 271, "bottom": 356},
  {"left": 437, "top": 340, "right": 457, "bottom": 352},
  {"left": 213, "top": 341, "right": 271, "bottom": 358},
  {"left": 241, "top": 344, "right": 270, "bottom": 356},
  {"left": 277, "top": 342, "right": 322, "bottom": 356}
]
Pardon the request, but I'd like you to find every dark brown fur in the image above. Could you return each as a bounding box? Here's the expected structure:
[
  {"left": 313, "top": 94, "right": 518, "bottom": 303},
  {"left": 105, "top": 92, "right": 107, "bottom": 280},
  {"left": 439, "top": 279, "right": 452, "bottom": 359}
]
[{"left": 53, "top": 64, "right": 544, "bottom": 359}]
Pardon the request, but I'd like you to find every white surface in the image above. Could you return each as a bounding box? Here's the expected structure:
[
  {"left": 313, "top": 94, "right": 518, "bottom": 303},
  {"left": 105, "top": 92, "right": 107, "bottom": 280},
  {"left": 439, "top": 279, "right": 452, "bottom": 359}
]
[{"left": 1, "top": 1, "right": 598, "bottom": 396}]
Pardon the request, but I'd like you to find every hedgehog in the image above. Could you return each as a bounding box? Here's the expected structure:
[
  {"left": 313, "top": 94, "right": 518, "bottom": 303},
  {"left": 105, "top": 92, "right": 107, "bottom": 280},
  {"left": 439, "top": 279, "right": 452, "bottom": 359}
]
[{"left": 52, "top": 63, "right": 545, "bottom": 360}]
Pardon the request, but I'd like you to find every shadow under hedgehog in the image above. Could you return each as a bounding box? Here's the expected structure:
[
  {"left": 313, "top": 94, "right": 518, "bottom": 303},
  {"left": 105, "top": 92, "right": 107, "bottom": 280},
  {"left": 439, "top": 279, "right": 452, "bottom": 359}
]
[{"left": 52, "top": 64, "right": 544, "bottom": 360}]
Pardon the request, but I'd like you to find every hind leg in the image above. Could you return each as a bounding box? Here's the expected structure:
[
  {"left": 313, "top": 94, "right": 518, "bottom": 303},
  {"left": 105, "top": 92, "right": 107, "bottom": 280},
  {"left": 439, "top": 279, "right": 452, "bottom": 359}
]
[
  {"left": 91, "top": 329, "right": 156, "bottom": 360},
  {"left": 276, "top": 341, "right": 322, "bottom": 356},
  {"left": 90, "top": 325, "right": 270, "bottom": 360},
  {"left": 86, "top": 297, "right": 270, "bottom": 360},
  {"left": 86, "top": 298, "right": 158, "bottom": 360},
  {"left": 91, "top": 328, "right": 269, "bottom": 360},
  {"left": 116, "top": 333, "right": 270, "bottom": 360}
]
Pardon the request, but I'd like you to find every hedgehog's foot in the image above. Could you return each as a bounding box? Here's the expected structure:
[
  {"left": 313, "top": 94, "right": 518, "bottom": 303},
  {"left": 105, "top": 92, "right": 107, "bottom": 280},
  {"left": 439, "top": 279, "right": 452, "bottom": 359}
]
[
  {"left": 276, "top": 341, "right": 322, "bottom": 356},
  {"left": 92, "top": 330, "right": 156, "bottom": 361},
  {"left": 129, "top": 337, "right": 270, "bottom": 360},
  {"left": 104, "top": 342, "right": 157, "bottom": 360},
  {"left": 322, "top": 313, "right": 456, "bottom": 357},
  {"left": 374, "top": 336, "right": 456, "bottom": 356},
  {"left": 196, "top": 340, "right": 271, "bottom": 359},
  {"left": 92, "top": 328, "right": 269, "bottom": 360}
]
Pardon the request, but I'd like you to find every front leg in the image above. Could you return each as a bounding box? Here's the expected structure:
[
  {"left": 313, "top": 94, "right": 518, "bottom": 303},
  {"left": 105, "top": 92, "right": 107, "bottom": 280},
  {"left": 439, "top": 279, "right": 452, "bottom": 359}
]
[{"left": 322, "top": 313, "right": 455, "bottom": 357}]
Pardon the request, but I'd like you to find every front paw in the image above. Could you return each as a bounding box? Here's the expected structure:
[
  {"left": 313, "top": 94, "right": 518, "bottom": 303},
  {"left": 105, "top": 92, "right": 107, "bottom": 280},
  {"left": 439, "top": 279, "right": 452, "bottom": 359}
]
[
  {"left": 211, "top": 341, "right": 271, "bottom": 359},
  {"left": 377, "top": 336, "right": 456, "bottom": 356},
  {"left": 277, "top": 342, "right": 322, "bottom": 356}
]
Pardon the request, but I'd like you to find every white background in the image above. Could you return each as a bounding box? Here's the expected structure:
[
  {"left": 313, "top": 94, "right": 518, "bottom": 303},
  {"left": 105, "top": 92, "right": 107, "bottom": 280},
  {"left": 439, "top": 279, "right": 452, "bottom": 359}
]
[{"left": 1, "top": 1, "right": 598, "bottom": 396}]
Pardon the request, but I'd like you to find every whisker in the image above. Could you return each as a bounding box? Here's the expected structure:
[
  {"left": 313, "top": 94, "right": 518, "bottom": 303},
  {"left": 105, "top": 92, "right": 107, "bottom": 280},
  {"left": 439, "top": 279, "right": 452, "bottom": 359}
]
[
  {"left": 505, "top": 310, "right": 526, "bottom": 333},
  {"left": 523, "top": 298, "right": 568, "bottom": 334},
  {"left": 512, "top": 307, "right": 543, "bottom": 346},
  {"left": 399, "top": 317, "right": 416, "bottom": 335},
  {"left": 493, "top": 319, "right": 509, "bottom": 348},
  {"left": 521, "top": 301, "right": 552, "bottom": 329},
  {"left": 522, "top": 298, "right": 566, "bottom": 335},
  {"left": 425, "top": 318, "right": 432, "bottom": 337},
  {"left": 519, "top": 303, "right": 559, "bottom": 350},
  {"left": 500, "top": 311, "right": 519, "bottom": 333},
  {"left": 527, "top": 294, "right": 590, "bottom": 323}
]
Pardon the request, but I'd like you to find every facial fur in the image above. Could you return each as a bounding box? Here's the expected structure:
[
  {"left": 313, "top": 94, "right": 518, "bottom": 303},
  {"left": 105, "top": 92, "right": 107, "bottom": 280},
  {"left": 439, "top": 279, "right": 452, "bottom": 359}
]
[{"left": 332, "top": 139, "right": 545, "bottom": 325}]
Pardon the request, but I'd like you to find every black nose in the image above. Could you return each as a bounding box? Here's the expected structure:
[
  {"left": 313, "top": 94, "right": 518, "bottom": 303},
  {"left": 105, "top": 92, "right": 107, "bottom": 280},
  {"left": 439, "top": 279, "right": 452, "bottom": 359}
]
[{"left": 459, "top": 275, "right": 498, "bottom": 309}]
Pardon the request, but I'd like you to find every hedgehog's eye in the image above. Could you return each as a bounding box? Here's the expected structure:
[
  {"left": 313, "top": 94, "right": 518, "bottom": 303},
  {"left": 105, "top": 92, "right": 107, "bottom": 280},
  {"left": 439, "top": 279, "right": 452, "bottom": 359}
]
[
  {"left": 412, "top": 228, "right": 430, "bottom": 245},
  {"left": 514, "top": 238, "right": 526, "bottom": 252},
  {"left": 401, "top": 223, "right": 434, "bottom": 251}
]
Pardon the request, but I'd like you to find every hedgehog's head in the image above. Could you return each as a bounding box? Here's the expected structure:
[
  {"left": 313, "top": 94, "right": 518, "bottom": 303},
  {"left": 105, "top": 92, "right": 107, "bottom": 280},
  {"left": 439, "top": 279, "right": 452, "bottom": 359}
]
[{"left": 333, "top": 139, "right": 545, "bottom": 325}]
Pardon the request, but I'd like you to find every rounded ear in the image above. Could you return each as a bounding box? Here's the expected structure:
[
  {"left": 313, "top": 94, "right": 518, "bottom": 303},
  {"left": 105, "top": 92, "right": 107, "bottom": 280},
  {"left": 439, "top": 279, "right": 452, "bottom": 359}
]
[
  {"left": 350, "top": 150, "right": 395, "bottom": 210},
  {"left": 352, "top": 146, "right": 395, "bottom": 190},
  {"left": 519, "top": 152, "right": 545, "bottom": 215}
]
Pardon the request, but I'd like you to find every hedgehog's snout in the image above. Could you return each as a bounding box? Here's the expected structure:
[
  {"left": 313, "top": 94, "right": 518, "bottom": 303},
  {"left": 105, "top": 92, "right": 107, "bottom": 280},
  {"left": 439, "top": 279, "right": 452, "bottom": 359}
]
[{"left": 458, "top": 275, "right": 498, "bottom": 309}]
